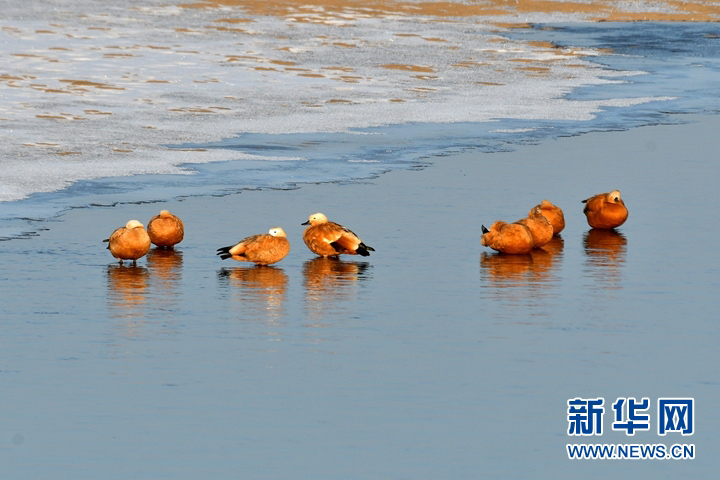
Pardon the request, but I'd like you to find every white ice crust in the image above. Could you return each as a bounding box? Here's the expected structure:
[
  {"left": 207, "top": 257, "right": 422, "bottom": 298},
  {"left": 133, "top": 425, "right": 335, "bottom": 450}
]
[{"left": 0, "top": 0, "right": 673, "bottom": 202}]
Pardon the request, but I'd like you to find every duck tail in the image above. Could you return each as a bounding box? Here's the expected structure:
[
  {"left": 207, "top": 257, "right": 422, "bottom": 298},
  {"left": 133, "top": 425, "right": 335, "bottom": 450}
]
[
  {"left": 216, "top": 246, "right": 233, "bottom": 260},
  {"left": 356, "top": 243, "right": 374, "bottom": 256}
]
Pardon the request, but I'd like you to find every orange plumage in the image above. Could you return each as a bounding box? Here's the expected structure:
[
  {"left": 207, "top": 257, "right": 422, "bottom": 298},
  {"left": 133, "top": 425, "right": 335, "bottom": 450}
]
[
  {"left": 531, "top": 200, "right": 565, "bottom": 235},
  {"left": 516, "top": 207, "right": 554, "bottom": 248},
  {"left": 302, "top": 212, "right": 374, "bottom": 257},
  {"left": 217, "top": 227, "right": 290, "bottom": 265},
  {"left": 147, "top": 210, "right": 184, "bottom": 248},
  {"left": 481, "top": 221, "right": 535, "bottom": 254},
  {"left": 104, "top": 220, "right": 152, "bottom": 265},
  {"left": 582, "top": 190, "right": 628, "bottom": 229}
]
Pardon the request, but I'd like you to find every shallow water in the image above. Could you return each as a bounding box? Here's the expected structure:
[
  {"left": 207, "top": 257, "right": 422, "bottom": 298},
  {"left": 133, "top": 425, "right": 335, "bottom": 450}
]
[{"left": 2, "top": 114, "right": 719, "bottom": 478}]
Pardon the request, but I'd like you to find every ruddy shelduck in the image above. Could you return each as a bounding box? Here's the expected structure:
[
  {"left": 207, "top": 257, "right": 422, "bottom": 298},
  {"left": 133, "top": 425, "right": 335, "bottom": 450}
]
[
  {"left": 582, "top": 190, "right": 628, "bottom": 229},
  {"left": 147, "top": 210, "right": 184, "bottom": 248},
  {"left": 516, "top": 207, "right": 554, "bottom": 248},
  {"left": 302, "top": 212, "right": 375, "bottom": 257},
  {"left": 481, "top": 221, "right": 535, "bottom": 254},
  {"left": 216, "top": 227, "right": 290, "bottom": 265},
  {"left": 104, "top": 220, "right": 152, "bottom": 265},
  {"left": 531, "top": 200, "right": 565, "bottom": 235}
]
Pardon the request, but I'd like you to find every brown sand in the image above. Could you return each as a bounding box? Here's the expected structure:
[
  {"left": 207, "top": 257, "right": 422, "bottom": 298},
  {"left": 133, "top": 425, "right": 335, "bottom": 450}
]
[{"left": 182, "top": 0, "right": 720, "bottom": 22}]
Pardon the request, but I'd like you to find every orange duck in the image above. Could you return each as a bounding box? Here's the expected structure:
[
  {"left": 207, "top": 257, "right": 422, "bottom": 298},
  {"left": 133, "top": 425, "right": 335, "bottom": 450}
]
[
  {"left": 531, "top": 200, "right": 565, "bottom": 235},
  {"left": 481, "top": 221, "right": 534, "bottom": 254},
  {"left": 302, "top": 212, "right": 374, "bottom": 257},
  {"left": 516, "top": 207, "right": 554, "bottom": 248},
  {"left": 104, "top": 220, "right": 152, "bottom": 265},
  {"left": 582, "top": 190, "right": 628, "bottom": 229},
  {"left": 147, "top": 210, "right": 184, "bottom": 248},
  {"left": 217, "top": 227, "right": 290, "bottom": 265}
]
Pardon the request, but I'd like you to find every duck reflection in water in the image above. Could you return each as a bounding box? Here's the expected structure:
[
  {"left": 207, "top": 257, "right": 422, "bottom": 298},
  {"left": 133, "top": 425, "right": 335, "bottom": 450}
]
[
  {"left": 583, "top": 229, "right": 627, "bottom": 290},
  {"left": 541, "top": 235, "right": 564, "bottom": 256},
  {"left": 146, "top": 248, "right": 183, "bottom": 297},
  {"left": 302, "top": 257, "right": 371, "bottom": 320},
  {"left": 106, "top": 264, "right": 149, "bottom": 326},
  {"left": 218, "top": 266, "right": 288, "bottom": 319},
  {"left": 479, "top": 236, "right": 563, "bottom": 303}
]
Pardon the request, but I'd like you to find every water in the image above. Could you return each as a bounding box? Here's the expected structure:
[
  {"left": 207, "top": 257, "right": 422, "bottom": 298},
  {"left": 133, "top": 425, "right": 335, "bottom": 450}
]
[
  {"left": 2, "top": 1, "right": 720, "bottom": 478},
  {"left": 4, "top": 116, "right": 719, "bottom": 477}
]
